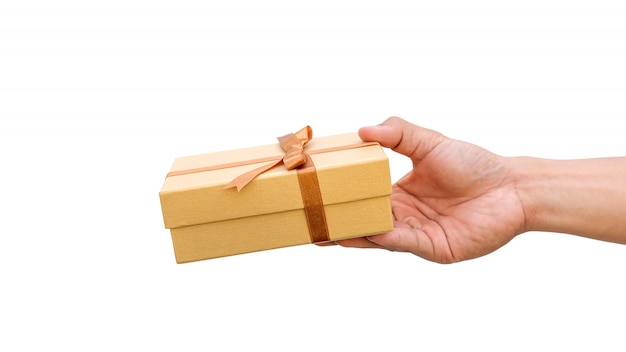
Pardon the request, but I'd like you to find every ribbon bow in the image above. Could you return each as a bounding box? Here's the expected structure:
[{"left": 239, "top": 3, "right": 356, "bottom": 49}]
[{"left": 224, "top": 126, "right": 313, "bottom": 191}]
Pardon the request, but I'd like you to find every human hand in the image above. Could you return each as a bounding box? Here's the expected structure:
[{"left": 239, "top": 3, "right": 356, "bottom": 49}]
[{"left": 336, "top": 117, "right": 526, "bottom": 263}]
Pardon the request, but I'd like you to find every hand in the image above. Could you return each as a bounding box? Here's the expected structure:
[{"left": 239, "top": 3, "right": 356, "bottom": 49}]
[{"left": 336, "top": 117, "right": 526, "bottom": 263}]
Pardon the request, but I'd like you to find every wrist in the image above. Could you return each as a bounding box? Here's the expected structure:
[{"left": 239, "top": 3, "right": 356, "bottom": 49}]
[
  {"left": 508, "top": 156, "right": 558, "bottom": 234},
  {"left": 508, "top": 156, "right": 626, "bottom": 243}
]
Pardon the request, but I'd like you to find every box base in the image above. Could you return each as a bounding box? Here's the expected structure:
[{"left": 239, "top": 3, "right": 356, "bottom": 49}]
[{"left": 170, "top": 196, "right": 393, "bottom": 263}]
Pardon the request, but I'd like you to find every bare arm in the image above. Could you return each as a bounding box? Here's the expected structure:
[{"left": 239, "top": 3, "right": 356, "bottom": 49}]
[
  {"left": 512, "top": 156, "right": 626, "bottom": 244},
  {"left": 336, "top": 117, "right": 626, "bottom": 263}
]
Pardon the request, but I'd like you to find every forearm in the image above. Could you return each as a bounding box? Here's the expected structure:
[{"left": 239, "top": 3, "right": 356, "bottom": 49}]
[{"left": 510, "top": 156, "right": 626, "bottom": 244}]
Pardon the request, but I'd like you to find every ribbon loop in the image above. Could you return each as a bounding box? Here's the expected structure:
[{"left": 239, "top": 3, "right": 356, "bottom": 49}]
[
  {"left": 225, "top": 126, "right": 313, "bottom": 191},
  {"left": 282, "top": 146, "right": 306, "bottom": 170},
  {"left": 222, "top": 125, "right": 330, "bottom": 242},
  {"left": 277, "top": 126, "right": 312, "bottom": 170},
  {"left": 166, "top": 126, "right": 380, "bottom": 244}
]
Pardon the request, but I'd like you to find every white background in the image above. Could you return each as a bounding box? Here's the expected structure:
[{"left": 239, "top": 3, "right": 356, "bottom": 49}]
[{"left": 1, "top": 0, "right": 625, "bottom": 351}]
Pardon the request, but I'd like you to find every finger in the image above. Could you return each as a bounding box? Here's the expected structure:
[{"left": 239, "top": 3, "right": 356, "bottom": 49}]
[
  {"left": 336, "top": 228, "right": 427, "bottom": 255},
  {"left": 358, "top": 116, "right": 445, "bottom": 161},
  {"left": 314, "top": 241, "right": 337, "bottom": 247},
  {"left": 366, "top": 222, "right": 454, "bottom": 264},
  {"left": 334, "top": 237, "right": 386, "bottom": 249},
  {"left": 365, "top": 230, "right": 419, "bottom": 254}
]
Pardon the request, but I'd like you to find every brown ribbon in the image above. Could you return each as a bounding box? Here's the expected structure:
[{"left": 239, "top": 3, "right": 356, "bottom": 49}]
[
  {"left": 226, "top": 126, "right": 329, "bottom": 242},
  {"left": 224, "top": 126, "right": 314, "bottom": 191},
  {"left": 166, "top": 127, "right": 379, "bottom": 191},
  {"left": 296, "top": 153, "right": 330, "bottom": 243},
  {"left": 166, "top": 126, "right": 379, "bottom": 244}
]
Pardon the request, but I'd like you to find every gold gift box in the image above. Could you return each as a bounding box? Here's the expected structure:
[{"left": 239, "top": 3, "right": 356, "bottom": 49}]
[{"left": 159, "top": 129, "right": 393, "bottom": 263}]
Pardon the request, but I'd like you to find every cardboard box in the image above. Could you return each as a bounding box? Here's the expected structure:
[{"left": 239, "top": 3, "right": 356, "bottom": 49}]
[{"left": 159, "top": 128, "right": 393, "bottom": 263}]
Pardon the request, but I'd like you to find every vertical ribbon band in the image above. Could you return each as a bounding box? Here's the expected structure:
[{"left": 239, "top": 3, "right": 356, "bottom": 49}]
[
  {"left": 296, "top": 154, "right": 330, "bottom": 243},
  {"left": 226, "top": 126, "right": 330, "bottom": 243},
  {"left": 166, "top": 126, "right": 376, "bottom": 244},
  {"left": 224, "top": 126, "right": 313, "bottom": 191}
]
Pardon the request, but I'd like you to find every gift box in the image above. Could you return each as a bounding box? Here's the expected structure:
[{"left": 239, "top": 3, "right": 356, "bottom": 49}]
[{"left": 159, "top": 126, "right": 393, "bottom": 263}]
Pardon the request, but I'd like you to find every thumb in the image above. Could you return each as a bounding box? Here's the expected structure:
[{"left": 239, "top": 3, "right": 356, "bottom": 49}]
[{"left": 358, "top": 116, "right": 446, "bottom": 161}]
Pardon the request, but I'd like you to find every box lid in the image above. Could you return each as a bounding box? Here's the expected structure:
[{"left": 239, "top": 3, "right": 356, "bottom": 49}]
[{"left": 159, "top": 132, "right": 392, "bottom": 229}]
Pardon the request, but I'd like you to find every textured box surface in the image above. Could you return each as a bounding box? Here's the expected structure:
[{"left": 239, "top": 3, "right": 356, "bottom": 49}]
[{"left": 159, "top": 131, "right": 393, "bottom": 263}]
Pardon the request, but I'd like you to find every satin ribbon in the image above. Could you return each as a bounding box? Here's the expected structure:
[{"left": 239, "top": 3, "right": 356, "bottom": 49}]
[
  {"left": 296, "top": 153, "right": 329, "bottom": 243},
  {"left": 166, "top": 132, "right": 378, "bottom": 186},
  {"left": 224, "top": 126, "right": 329, "bottom": 242},
  {"left": 224, "top": 126, "right": 314, "bottom": 191},
  {"left": 166, "top": 126, "right": 379, "bottom": 244}
]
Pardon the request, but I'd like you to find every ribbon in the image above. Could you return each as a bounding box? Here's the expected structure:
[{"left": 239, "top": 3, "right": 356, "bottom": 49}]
[
  {"left": 225, "top": 126, "right": 330, "bottom": 242},
  {"left": 166, "top": 135, "right": 378, "bottom": 185},
  {"left": 224, "top": 126, "right": 313, "bottom": 191},
  {"left": 166, "top": 126, "right": 379, "bottom": 244},
  {"left": 296, "top": 153, "right": 329, "bottom": 243}
]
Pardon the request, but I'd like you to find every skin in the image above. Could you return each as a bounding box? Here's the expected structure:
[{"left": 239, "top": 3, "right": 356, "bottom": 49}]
[{"left": 334, "top": 117, "right": 626, "bottom": 263}]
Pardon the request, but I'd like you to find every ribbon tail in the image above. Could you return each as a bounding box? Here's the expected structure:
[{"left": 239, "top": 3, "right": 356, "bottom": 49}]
[{"left": 224, "top": 159, "right": 283, "bottom": 191}]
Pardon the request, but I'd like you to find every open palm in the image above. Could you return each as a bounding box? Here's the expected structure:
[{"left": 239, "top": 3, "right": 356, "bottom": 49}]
[{"left": 337, "top": 117, "right": 526, "bottom": 263}]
